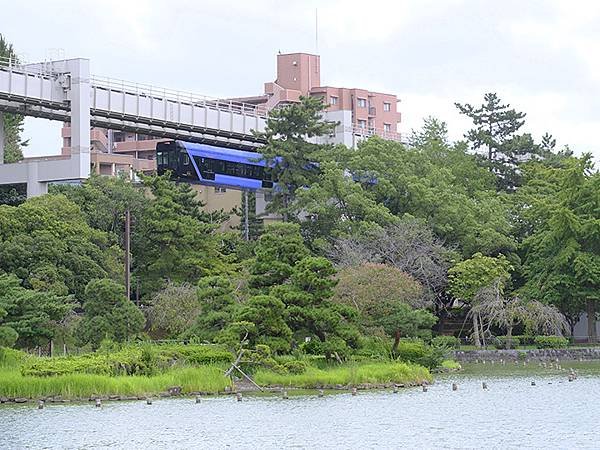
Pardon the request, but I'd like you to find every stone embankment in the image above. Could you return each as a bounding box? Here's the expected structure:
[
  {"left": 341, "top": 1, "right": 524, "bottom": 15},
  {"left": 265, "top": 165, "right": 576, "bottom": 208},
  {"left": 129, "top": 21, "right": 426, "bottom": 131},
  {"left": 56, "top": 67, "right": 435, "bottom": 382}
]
[{"left": 453, "top": 347, "right": 600, "bottom": 362}]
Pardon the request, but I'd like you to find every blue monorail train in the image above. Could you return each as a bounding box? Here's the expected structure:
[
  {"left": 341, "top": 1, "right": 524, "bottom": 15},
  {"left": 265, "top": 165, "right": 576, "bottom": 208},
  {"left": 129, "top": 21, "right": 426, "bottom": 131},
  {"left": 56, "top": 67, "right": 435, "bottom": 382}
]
[{"left": 156, "top": 140, "right": 275, "bottom": 190}]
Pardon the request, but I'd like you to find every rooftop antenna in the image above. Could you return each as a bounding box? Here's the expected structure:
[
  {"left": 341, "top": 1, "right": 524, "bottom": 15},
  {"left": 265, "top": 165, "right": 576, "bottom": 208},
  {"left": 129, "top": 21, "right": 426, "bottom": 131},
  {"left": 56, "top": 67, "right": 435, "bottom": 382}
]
[{"left": 315, "top": 8, "right": 319, "bottom": 54}]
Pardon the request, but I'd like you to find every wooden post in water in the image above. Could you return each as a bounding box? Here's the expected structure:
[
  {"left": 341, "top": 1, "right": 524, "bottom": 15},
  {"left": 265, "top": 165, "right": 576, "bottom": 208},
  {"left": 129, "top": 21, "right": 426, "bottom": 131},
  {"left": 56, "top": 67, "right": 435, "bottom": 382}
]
[
  {"left": 452, "top": 383, "right": 458, "bottom": 391},
  {"left": 195, "top": 396, "right": 201, "bottom": 404},
  {"left": 95, "top": 398, "right": 102, "bottom": 408},
  {"left": 38, "top": 400, "right": 44, "bottom": 409},
  {"left": 236, "top": 393, "right": 242, "bottom": 402},
  {"left": 351, "top": 387, "right": 357, "bottom": 396},
  {"left": 482, "top": 382, "right": 488, "bottom": 390}
]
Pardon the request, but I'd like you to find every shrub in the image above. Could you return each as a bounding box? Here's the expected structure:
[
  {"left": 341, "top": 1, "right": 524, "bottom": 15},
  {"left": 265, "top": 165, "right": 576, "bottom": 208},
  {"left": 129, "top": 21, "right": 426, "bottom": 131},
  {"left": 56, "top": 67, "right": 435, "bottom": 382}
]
[
  {"left": 534, "top": 336, "right": 569, "bottom": 349},
  {"left": 493, "top": 336, "right": 521, "bottom": 349},
  {"left": 396, "top": 340, "right": 428, "bottom": 361},
  {"left": 396, "top": 339, "right": 446, "bottom": 370},
  {"left": 20, "top": 344, "right": 232, "bottom": 377},
  {"left": 283, "top": 360, "right": 308, "bottom": 374},
  {"left": 354, "top": 336, "right": 393, "bottom": 361},
  {"left": 513, "top": 335, "right": 535, "bottom": 345},
  {"left": 431, "top": 336, "right": 461, "bottom": 349}
]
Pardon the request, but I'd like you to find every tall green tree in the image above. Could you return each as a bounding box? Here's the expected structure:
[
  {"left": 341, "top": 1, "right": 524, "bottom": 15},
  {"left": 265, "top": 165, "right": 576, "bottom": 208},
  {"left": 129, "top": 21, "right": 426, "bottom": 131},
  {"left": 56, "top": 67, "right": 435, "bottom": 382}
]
[
  {"left": 256, "top": 96, "right": 336, "bottom": 220},
  {"left": 0, "top": 195, "right": 122, "bottom": 300},
  {"left": 133, "top": 174, "right": 227, "bottom": 296},
  {"left": 147, "top": 282, "right": 199, "bottom": 337},
  {"left": 448, "top": 253, "right": 512, "bottom": 346},
  {"left": 0, "top": 34, "right": 27, "bottom": 163},
  {"left": 52, "top": 174, "right": 146, "bottom": 243},
  {"left": 249, "top": 222, "right": 310, "bottom": 292},
  {"left": 408, "top": 116, "right": 449, "bottom": 149},
  {"left": 272, "top": 256, "right": 360, "bottom": 358},
  {"left": 456, "top": 93, "right": 539, "bottom": 191},
  {"left": 0, "top": 274, "right": 73, "bottom": 349},
  {"left": 234, "top": 294, "right": 292, "bottom": 353},
  {"left": 75, "top": 278, "right": 144, "bottom": 349},
  {"left": 186, "top": 275, "right": 238, "bottom": 342},
  {"left": 520, "top": 156, "right": 600, "bottom": 341},
  {"left": 347, "top": 136, "right": 514, "bottom": 258},
  {"left": 333, "top": 263, "right": 436, "bottom": 352}
]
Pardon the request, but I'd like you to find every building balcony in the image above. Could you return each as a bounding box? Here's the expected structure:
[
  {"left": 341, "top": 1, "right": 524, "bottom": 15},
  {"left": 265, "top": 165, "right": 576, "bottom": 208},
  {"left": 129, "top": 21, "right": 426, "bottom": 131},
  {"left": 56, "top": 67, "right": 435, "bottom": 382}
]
[{"left": 345, "top": 125, "right": 404, "bottom": 143}]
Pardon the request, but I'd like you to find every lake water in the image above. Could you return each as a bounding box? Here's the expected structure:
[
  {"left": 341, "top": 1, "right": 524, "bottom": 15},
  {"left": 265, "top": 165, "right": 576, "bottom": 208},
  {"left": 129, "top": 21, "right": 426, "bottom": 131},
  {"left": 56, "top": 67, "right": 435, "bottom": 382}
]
[{"left": 1, "top": 373, "right": 599, "bottom": 449}]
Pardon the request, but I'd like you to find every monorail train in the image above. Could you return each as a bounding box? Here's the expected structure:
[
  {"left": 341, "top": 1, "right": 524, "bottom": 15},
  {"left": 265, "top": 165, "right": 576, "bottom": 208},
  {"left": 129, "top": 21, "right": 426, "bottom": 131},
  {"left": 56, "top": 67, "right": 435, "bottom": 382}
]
[{"left": 156, "top": 140, "right": 275, "bottom": 190}]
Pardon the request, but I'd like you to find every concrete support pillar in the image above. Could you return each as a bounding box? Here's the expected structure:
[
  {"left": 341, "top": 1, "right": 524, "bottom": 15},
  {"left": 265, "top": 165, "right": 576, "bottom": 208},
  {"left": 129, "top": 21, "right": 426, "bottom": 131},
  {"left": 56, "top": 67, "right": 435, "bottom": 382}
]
[
  {"left": 0, "top": 112, "right": 4, "bottom": 164},
  {"left": 26, "top": 161, "right": 47, "bottom": 197},
  {"left": 67, "top": 58, "right": 91, "bottom": 179}
]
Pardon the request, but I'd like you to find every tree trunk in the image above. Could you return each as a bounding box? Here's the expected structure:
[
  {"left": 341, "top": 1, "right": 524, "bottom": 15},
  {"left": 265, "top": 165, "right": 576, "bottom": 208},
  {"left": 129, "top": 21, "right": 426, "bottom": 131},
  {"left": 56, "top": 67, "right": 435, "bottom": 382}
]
[
  {"left": 472, "top": 314, "right": 482, "bottom": 348},
  {"left": 506, "top": 325, "right": 513, "bottom": 350},
  {"left": 587, "top": 299, "right": 597, "bottom": 344},
  {"left": 392, "top": 329, "right": 401, "bottom": 355}
]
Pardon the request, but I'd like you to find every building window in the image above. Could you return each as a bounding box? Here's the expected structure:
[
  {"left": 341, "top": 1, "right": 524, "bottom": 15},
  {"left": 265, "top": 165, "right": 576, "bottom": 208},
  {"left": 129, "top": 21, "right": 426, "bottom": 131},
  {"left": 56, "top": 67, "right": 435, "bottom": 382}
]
[
  {"left": 214, "top": 186, "right": 227, "bottom": 194},
  {"left": 384, "top": 123, "right": 391, "bottom": 132},
  {"left": 358, "top": 119, "right": 367, "bottom": 129},
  {"left": 357, "top": 98, "right": 367, "bottom": 108},
  {"left": 330, "top": 96, "right": 338, "bottom": 106},
  {"left": 383, "top": 102, "right": 391, "bottom": 112}
]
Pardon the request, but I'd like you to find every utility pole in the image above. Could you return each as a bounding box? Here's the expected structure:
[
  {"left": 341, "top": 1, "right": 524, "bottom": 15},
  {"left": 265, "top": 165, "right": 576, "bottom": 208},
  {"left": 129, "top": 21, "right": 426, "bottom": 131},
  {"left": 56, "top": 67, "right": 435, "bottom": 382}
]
[
  {"left": 243, "top": 190, "right": 249, "bottom": 241},
  {"left": 125, "top": 208, "right": 131, "bottom": 300}
]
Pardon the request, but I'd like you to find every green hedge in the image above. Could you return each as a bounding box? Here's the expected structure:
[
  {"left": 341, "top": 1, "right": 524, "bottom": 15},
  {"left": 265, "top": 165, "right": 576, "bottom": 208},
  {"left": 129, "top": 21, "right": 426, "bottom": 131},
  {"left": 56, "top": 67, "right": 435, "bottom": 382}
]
[
  {"left": 534, "top": 336, "right": 569, "bottom": 349},
  {"left": 21, "top": 344, "right": 232, "bottom": 377}
]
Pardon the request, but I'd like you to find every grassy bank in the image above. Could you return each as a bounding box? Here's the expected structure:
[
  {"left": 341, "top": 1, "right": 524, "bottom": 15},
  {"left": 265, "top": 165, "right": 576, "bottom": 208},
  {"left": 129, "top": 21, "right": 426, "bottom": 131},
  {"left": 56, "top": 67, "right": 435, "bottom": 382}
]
[
  {"left": 0, "top": 366, "right": 230, "bottom": 399},
  {"left": 458, "top": 360, "right": 600, "bottom": 378},
  {"left": 254, "top": 362, "right": 432, "bottom": 388},
  {"left": 0, "top": 347, "right": 433, "bottom": 400}
]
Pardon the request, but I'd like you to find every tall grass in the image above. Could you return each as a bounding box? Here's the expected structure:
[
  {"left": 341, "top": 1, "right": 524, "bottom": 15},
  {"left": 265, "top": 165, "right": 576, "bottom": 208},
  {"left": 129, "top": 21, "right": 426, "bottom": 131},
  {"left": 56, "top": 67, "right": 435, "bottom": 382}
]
[
  {"left": 0, "top": 366, "right": 230, "bottom": 399},
  {"left": 0, "top": 347, "right": 29, "bottom": 369},
  {"left": 254, "top": 362, "right": 432, "bottom": 388}
]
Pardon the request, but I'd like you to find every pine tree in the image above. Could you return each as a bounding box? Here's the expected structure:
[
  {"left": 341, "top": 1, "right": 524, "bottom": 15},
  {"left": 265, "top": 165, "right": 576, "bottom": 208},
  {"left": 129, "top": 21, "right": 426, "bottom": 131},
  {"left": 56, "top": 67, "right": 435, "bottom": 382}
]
[
  {"left": 456, "top": 93, "right": 537, "bottom": 191},
  {"left": 255, "top": 96, "right": 336, "bottom": 220}
]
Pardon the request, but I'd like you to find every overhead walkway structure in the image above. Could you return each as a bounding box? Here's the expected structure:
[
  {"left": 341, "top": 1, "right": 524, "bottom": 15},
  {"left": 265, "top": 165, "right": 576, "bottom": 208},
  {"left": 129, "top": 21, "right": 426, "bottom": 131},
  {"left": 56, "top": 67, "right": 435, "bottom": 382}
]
[{"left": 0, "top": 56, "right": 267, "bottom": 196}]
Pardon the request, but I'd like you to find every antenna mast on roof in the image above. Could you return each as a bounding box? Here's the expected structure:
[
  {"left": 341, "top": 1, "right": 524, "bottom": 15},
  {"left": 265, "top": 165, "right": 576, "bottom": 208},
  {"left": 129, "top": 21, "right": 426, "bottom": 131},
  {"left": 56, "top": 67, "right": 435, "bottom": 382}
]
[{"left": 315, "top": 8, "right": 319, "bottom": 54}]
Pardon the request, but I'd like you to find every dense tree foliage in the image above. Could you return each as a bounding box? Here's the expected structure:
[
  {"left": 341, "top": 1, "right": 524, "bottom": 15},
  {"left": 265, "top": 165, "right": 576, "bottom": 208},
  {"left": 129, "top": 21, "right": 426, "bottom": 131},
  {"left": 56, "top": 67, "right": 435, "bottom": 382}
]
[
  {"left": 0, "top": 274, "right": 73, "bottom": 348},
  {"left": 133, "top": 174, "right": 228, "bottom": 295},
  {"left": 520, "top": 156, "right": 600, "bottom": 341},
  {"left": 75, "top": 279, "right": 144, "bottom": 349},
  {"left": 2, "top": 90, "right": 596, "bottom": 357},
  {"left": 0, "top": 195, "right": 122, "bottom": 300},
  {"left": 333, "top": 263, "right": 436, "bottom": 352}
]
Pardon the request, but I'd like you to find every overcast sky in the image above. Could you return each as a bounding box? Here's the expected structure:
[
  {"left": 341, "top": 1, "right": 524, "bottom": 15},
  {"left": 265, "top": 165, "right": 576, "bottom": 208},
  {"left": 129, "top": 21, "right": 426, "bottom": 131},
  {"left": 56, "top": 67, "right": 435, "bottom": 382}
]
[{"left": 2, "top": 0, "right": 599, "bottom": 159}]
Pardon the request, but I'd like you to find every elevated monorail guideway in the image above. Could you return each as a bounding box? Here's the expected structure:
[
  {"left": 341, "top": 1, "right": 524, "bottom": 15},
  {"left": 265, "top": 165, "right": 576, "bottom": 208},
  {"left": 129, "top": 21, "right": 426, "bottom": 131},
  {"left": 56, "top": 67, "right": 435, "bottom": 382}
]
[{"left": 0, "top": 56, "right": 267, "bottom": 196}]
